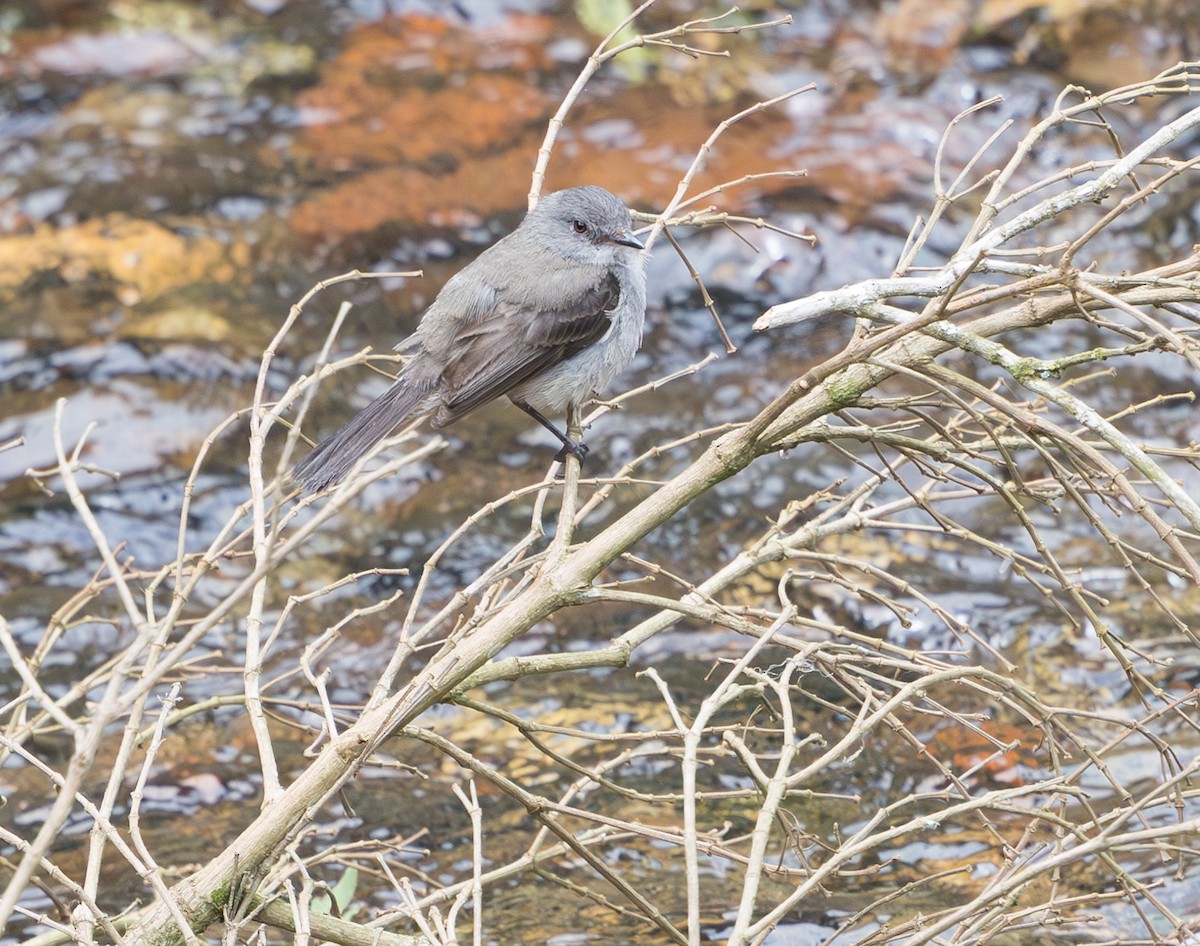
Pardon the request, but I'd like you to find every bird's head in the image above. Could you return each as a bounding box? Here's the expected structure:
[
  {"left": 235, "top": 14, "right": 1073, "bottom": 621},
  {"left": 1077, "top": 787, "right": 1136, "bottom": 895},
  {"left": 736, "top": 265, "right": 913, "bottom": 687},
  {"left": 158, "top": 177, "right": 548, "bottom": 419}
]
[{"left": 528, "top": 186, "right": 643, "bottom": 266}]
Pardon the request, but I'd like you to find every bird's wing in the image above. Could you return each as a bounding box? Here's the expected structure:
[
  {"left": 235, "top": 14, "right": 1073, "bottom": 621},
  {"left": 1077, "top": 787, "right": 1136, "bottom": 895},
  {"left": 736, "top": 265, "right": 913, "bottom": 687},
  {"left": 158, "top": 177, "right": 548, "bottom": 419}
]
[{"left": 433, "top": 271, "right": 619, "bottom": 423}]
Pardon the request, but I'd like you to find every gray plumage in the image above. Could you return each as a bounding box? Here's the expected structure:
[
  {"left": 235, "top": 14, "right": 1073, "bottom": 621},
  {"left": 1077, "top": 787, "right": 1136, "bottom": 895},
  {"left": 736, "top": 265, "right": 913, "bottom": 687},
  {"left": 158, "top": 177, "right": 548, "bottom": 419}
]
[{"left": 295, "top": 186, "right": 647, "bottom": 492}]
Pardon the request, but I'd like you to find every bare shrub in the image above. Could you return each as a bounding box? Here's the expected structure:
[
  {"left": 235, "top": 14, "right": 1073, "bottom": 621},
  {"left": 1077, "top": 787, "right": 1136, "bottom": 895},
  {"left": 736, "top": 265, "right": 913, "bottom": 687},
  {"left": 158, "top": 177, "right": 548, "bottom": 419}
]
[{"left": 3, "top": 6, "right": 1200, "bottom": 945}]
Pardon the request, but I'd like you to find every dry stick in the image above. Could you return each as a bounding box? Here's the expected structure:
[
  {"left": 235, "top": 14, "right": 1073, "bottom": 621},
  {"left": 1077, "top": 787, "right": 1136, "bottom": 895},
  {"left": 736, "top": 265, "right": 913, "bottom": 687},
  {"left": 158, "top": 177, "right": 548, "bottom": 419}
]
[
  {"left": 449, "top": 781, "right": 483, "bottom": 946},
  {"left": 51, "top": 288, "right": 1185, "bottom": 936},
  {"left": 242, "top": 271, "right": 418, "bottom": 794},
  {"left": 661, "top": 223, "right": 736, "bottom": 352},
  {"left": 1062, "top": 692, "right": 1200, "bottom": 808},
  {"left": 960, "top": 729, "right": 1185, "bottom": 931},
  {"left": 122, "top": 70, "right": 1200, "bottom": 946},
  {"left": 0, "top": 619, "right": 81, "bottom": 737},
  {"left": 546, "top": 403, "right": 585, "bottom": 563},
  {"left": 895, "top": 95, "right": 1008, "bottom": 275},
  {"left": 384, "top": 355, "right": 726, "bottom": 700},
  {"left": 275, "top": 298, "right": 355, "bottom": 473},
  {"left": 829, "top": 868, "right": 981, "bottom": 946},
  {"left": 667, "top": 170, "right": 810, "bottom": 218},
  {"left": 243, "top": 298, "right": 358, "bottom": 800},
  {"left": 389, "top": 737, "right": 812, "bottom": 922},
  {"left": 163, "top": 307, "right": 364, "bottom": 628},
  {"left": 528, "top": 0, "right": 659, "bottom": 204},
  {"left": 515, "top": 750, "right": 643, "bottom": 860},
  {"left": 923, "top": 361, "right": 1200, "bottom": 647},
  {"left": 0, "top": 819, "right": 125, "bottom": 946},
  {"left": 645, "top": 83, "right": 815, "bottom": 255},
  {"left": 46, "top": 402, "right": 143, "bottom": 629},
  {"left": 1060, "top": 154, "right": 1200, "bottom": 272},
  {"left": 389, "top": 478, "right": 564, "bottom": 648},
  {"left": 930, "top": 99, "right": 1008, "bottom": 203},
  {"left": 1080, "top": 276, "right": 1200, "bottom": 376},
  {"left": 371, "top": 828, "right": 620, "bottom": 926},
  {"left": 761, "top": 278, "right": 1200, "bottom": 576},
  {"left": 529, "top": 3, "right": 790, "bottom": 204},
  {"left": 82, "top": 639, "right": 194, "bottom": 944},
  {"left": 124, "top": 685, "right": 202, "bottom": 946},
  {"left": 249, "top": 897, "right": 423, "bottom": 946},
  {"left": 642, "top": 609, "right": 794, "bottom": 946},
  {"left": 650, "top": 205, "right": 814, "bottom": 252},
  {"left": 8, "top": 911, "right": 74, "bottom": 945},
  {"left": 0, "top": 734, "right": 163, "bottom": 945},
  {"left": 380, "top": 358, "right": 722, "bottom": 667},
  {"left": 10, "top": 554, "right": 115, "bottom": 708},
  {"left": 397, "top": 879, "right": 453, "bottom": 946},
  {"left": 571, "top": 353, "right": 722, "bottom": 519},
  {"left": 712, "top": 634, "right": 809, "bottom": 946},
  {"left": 0, "top": 402, "right": 170, "bottom": 934},
  {"left": 117, "top": 437, "right": 445, "bottom": 718},
  {"left": 447, "top": 702, "right": 711, "bottom": 807},
  {"left": 756, "top": 98, "right": 1200, "bottom": 331},
  {"left": 124, "top": 379, "right": 805, "bottom": 944},
  {"left": 768, "top": 657, "right": 1190, "bottom": 936},
  {"left": 246, "top": 575, "right": 282, "bottom": 802},
  {"left": 409, "top": 729, "right": 689, "bottom": 946},
  {"left": 861, "top": 301, "right": 1200, "bottom": 543},
  {"left": 458, "top": 648, "right": 1161, "bottom": 936},
  {"left": 2, "top": 617, "right": 195, "bottom": 756},
  {"left": 170, "top": 409, "right": 248, "bottom": 612},
  {"left": 901, "top": 812, "right": 1200, "bottom": 946},
  {"left": 971, "top": 66, "right": 1197, "bottom": 244},
  {"left": 281, "top": 873, "right": 312, "bottom": 946},
  {"left": 742, "top": 779, "right": 1076, "bottom": 944},
  {"left": 528, "top": 866, "right": 660, "bottom": 928},
  {"left": 826, "top": 367, "right": 1116, "bottom": 637},
  {"left": 300, "top": 640, "right": 340, "bottom": 752},
  {"left": 265, "top": 568, "right": 408, "bottom": 665},
  {"left": 568, "top": 476, "right": 913, "bottom": 673},
  {"left": 579, "top": 303, "right": 1108, "bottom": 662},
  {"left": 26, "top": 316, "right": 423, "bottom": 763},
  {"left": 992, "top": 156, "right": 1168, "bottom": 223},
  {"left": 252, "top": 300, "right": 354, "bottom": 795},
  {"left": 521, "top": 340, "right": 700, "bottom": 560},
  {"left": 253, "top": 268, "right": 420, "bottom": 479}
]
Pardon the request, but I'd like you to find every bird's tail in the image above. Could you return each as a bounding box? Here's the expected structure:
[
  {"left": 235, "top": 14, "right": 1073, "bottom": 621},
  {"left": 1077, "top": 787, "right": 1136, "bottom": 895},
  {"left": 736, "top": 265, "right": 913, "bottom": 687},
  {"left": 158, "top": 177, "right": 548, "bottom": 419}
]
[{"left": 294, "top": 376, "right": 434, "bottom": 492}]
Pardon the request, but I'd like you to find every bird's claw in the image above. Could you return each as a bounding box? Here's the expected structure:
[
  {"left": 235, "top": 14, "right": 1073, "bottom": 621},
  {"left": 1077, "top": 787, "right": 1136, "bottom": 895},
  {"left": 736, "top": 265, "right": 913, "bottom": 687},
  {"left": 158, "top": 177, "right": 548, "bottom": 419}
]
[{"left": 554, "top": 441, "right": 589, "bottom": 465}]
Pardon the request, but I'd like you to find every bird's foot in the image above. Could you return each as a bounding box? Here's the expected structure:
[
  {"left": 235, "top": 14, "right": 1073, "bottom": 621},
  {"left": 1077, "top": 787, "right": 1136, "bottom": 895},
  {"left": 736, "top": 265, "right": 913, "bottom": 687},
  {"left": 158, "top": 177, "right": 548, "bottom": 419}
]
[{"left": 554, "top": 440, "right": 589, "bottom": 465}]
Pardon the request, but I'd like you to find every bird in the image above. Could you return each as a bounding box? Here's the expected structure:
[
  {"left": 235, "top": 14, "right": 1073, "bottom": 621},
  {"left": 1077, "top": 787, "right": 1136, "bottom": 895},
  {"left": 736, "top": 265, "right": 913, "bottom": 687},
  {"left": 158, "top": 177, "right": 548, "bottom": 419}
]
[{"left": 294, "top": 185, "right": 647, "bottom": 492}]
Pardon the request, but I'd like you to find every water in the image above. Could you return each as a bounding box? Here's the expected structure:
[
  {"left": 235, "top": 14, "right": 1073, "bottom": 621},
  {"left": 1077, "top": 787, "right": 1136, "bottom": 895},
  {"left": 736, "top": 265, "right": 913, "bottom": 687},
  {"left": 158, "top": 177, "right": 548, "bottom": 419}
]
[{"left": 2, "top": 2, "right": 1199, "bottom": 943}]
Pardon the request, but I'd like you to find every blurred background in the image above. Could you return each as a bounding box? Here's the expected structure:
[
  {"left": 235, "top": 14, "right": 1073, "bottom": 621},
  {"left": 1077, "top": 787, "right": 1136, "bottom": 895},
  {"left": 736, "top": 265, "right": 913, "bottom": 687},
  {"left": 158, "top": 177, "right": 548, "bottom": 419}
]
[
  {"left": 1, "top": 0, "right": 1197, "bottom": 569},
  {"left": 2, "top": 2, "right": 1199, "bottom": 941}
]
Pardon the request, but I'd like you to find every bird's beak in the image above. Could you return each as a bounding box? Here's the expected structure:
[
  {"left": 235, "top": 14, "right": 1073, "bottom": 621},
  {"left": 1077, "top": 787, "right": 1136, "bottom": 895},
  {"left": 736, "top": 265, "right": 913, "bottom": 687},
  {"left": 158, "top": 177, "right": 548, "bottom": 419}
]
[{"left": 610, "top": 231, "right": 644, "bottom": 250}]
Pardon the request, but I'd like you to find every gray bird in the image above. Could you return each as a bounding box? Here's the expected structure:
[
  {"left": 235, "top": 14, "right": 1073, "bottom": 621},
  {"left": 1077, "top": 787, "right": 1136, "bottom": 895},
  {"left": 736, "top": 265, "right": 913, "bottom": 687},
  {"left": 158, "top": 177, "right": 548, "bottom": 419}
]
[{"left": 295, "top": 185, "right": 647, "bottom": 492}]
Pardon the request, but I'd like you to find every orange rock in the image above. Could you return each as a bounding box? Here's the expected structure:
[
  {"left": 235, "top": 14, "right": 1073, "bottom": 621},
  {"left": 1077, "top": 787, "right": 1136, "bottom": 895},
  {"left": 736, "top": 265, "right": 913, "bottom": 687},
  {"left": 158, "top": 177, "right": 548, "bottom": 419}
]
[
  {"left": 0, "top": 216, "right": 238, "bottom": 303},
  {"left": 295, "top": 14, "right": 559, "bottom": 172},
  {"left": 925, "top": 721, "right": 1044, "bottom": 784},
  {"left": 880, "top": 0, "right": 972, "bottom": 81}
]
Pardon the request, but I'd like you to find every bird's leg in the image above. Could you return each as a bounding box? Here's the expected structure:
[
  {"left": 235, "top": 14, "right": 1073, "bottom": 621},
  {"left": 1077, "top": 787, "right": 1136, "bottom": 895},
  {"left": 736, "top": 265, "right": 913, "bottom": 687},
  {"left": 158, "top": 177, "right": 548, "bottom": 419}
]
[{"left": 513, "top": 400, "right": 589, "bottom": 463}]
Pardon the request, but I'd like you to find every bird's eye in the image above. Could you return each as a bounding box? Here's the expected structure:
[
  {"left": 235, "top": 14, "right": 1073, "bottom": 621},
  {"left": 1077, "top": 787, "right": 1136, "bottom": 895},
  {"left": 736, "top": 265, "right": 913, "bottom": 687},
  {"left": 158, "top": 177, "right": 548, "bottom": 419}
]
[{"left": 572, "top": 219, "right": 589, "bottom": 234}]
